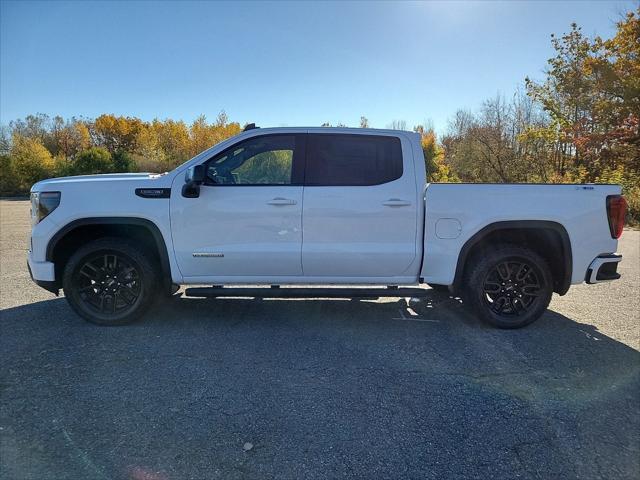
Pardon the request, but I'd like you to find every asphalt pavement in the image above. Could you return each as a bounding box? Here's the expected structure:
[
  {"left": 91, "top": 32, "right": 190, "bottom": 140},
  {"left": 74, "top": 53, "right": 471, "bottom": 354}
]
[{"left": 1, "top": 199, "right": 639, "bottom": 479}]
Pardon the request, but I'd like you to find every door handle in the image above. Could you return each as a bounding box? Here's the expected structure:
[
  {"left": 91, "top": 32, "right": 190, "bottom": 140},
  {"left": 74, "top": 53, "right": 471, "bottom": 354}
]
[
  {"left": 267, "top": 197, "right": 297, "bottom": 206},
  {"left": 382, "top": 199, "right": 411, "bottom": 207}
]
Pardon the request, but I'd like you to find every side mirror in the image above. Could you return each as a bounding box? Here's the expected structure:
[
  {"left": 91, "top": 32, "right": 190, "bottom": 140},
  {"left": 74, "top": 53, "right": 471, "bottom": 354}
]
[
  {"left": 182, "top": 165, "right": 205, "bottom": 198},
  {"left": 185, "top": 165, "right": 205, "bottom": 184}
]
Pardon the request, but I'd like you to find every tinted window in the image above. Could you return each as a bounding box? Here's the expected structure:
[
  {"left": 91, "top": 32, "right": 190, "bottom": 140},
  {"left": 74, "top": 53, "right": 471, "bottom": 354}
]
[
  {"left": 305, "top": 134, "right": 403, "bottom": 186},
  {"left": 206, "top": 135, "right": 296, "bottom": 185}
]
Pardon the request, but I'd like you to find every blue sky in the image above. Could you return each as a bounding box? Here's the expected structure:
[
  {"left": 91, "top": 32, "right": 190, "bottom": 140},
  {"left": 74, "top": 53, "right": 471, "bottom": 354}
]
[{"left": 0, "top": 0, "right": 635, "bottom": 133}]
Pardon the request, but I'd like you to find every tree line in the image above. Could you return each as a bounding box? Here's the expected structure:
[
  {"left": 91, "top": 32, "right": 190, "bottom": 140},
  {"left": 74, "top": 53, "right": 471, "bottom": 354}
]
[
  {"left": 0, "top": 10, "right": 637, "bottom": 222},
  {"left": 0, "top": 111, "right": 242, "bottom": 194}
]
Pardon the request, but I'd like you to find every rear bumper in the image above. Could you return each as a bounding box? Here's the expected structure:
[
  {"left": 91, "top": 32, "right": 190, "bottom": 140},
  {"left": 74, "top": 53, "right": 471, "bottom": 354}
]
[
  {"left": 27, "top": 250, "right": 59, "bottom": 294},
  {"left": 586, "top": 254, "right": 622, "bottom": 284}
]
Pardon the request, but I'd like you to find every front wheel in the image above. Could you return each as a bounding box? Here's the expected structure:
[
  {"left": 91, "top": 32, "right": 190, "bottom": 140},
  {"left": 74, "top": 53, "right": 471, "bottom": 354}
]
[
  {"left": 62, "top": 238, "right": 157, "bottom": 326},
  {"left": 464, "top": 245, "right": 553, "bottom": 329}
]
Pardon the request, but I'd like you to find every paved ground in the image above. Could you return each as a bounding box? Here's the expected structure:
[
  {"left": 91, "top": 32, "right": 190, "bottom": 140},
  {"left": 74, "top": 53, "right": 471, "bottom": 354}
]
[{"left": 1, "top": 199, "right": 639, "bottom": 480}]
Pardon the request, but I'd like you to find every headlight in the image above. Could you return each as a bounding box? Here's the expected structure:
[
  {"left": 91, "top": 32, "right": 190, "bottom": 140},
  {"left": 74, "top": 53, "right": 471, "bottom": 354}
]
[{"left": 30, "top": 191, "right": 61, "bottom": 224}]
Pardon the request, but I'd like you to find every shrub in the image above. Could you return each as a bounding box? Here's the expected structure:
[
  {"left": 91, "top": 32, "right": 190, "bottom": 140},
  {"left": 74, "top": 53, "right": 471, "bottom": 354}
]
[
  {"left": 112, "top": 150, "right": 134, "bottom": 172},
  {"left": 73, "top": 147, "right": 113, "bottom": 175},
  {"left": 0, "top": 155, "right": 21, "bottom": 196}
]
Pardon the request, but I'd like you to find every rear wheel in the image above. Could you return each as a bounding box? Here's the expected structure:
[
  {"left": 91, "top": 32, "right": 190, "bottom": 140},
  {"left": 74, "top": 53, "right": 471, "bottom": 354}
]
[
  {"left": 62, "top": 238, "right": 157, "bottom": 325},
  {"left": 464, "top": 245, "right": 552, "bottom": 329}
]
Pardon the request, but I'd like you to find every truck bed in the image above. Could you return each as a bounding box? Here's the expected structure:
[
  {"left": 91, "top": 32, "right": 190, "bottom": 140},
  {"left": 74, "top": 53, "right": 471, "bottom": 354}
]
[{"left": 420, "top": 183, "right": 621, "bottom": 288}]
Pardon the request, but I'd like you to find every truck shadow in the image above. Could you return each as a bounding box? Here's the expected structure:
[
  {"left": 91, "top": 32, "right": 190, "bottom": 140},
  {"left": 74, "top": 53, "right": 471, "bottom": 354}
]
[
  {"left": 2, "top": 292, "right": 638, "bottom": 382},
  {"left": 2, "top": 294, "right": 639, "bottom": 478}
]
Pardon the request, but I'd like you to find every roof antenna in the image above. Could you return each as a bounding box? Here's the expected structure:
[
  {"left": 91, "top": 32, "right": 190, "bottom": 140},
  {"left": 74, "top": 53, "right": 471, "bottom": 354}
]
[{"left": 243, "top": 123, "right": 259, "bottom": 131}]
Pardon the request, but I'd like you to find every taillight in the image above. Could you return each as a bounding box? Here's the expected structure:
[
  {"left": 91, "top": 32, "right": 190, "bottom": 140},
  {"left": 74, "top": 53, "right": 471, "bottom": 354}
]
[{"left": 606, "top": 195, "right": 627, "bottom": 239}]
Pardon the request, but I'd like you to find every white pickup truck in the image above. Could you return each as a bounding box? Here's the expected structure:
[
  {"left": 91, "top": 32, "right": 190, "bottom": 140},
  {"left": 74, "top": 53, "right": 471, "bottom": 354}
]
[{"left": 28, "top": 126, "right": 627, "bottom": 328}]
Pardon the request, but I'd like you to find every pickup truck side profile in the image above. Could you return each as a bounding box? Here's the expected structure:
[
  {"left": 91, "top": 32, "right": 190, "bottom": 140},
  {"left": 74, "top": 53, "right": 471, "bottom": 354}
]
[{"left": 28, "top": 126, "right": 627, "bottom": 328}]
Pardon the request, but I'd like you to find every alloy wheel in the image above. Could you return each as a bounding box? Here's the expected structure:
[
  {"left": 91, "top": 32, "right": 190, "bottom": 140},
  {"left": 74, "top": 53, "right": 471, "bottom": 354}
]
[
  {"left": 482, "top": 259, "right": 542, "bottom": 316},
  {"left": 73, "top": 252, "right": 142, "bottom": 316}
]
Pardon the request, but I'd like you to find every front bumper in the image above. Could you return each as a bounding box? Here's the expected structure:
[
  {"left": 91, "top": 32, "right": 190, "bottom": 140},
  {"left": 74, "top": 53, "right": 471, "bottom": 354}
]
[
  {"left": 27, "top": 250, "right": 58, "bottom": 294},
  {"left": 586, "top": 254, "right": 622, "bottom": 284}
]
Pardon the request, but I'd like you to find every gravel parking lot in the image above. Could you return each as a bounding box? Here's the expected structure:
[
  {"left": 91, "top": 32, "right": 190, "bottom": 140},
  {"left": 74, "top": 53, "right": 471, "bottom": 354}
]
[{"left": 1, "top": 199, "right": 639, "bottom": 479}]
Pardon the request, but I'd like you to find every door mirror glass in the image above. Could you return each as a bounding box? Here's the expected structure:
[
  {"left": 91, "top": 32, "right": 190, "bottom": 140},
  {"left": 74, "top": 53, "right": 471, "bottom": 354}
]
[
  {"left": 185, "top": 164, "right": 205, "bottom": 185},
  {"left": 182, "top": 165, "right": 205, "bottom": 198}
]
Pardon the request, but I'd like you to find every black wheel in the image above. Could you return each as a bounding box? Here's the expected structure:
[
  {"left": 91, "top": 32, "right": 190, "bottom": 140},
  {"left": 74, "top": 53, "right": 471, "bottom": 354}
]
[
  {"left": 427, "top": 283, "right": 449, "bottom": 292},
  {"left": 464, "top": 245, "right": 552, "bottom": 329},
  {"left": 62, "top": 238, "right": 157, "bottom": 325}
]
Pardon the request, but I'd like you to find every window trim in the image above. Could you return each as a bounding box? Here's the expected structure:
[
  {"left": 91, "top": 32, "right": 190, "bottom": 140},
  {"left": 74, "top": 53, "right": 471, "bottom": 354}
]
[
  {"left": 201, "top": 133, "right": 306, "bottom": 187},
  {"left": 303, "top": 133, "right": 404, "bottom": 187},
  {"left": 197, "top": 132, "right": 404, "bottom": 188}
]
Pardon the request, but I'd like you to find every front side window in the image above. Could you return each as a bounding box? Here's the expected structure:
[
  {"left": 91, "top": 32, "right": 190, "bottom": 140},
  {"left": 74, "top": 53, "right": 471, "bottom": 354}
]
[
  {"left": 206, "top": 135, "right": 296, "bottom": 185},
  {"left": 305, "top": 134, "right": 403, "bottom": 186}
]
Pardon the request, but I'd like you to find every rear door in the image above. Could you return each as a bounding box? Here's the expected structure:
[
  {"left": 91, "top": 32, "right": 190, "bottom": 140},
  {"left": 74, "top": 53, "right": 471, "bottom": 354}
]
[{"left": 301, "top": 132, "right": 419, "bottom": 278}]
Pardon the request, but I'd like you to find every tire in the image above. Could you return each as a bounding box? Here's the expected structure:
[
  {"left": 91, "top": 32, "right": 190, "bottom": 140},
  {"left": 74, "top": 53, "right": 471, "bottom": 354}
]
[
  {"left": 463, "top": 245, "right": 553, "bottom": 329},
  {"left": 427, "top": 283, "right": 449, "bottom": 292},
  {"left": 62, "top": 237, "right": 157, "bottom": 326}
]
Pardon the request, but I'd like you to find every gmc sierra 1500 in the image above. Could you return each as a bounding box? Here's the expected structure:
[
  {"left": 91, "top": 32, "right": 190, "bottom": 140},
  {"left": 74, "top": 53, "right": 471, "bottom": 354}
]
[{"left": 28, "top": 126, "right": 626, "bottom": 328}]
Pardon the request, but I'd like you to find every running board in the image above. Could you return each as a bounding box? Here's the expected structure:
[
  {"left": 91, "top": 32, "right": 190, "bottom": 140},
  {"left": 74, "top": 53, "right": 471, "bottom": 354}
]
[{"left": 184, "top": 286, "right": 429, "bottom": 299}]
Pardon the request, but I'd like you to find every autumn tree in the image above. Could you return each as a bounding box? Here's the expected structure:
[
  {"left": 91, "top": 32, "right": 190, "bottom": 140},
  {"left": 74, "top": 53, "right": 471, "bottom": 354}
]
[
  {"left": 188, "top": 112, "right": 241, "bottom": 158},
  {"left": 10, "top": 114, "right": 50, "bottom": 145},
  {"left": 414, "top": 125, "right": 458, "bottom": 183},
  {"left": 49, "top": 116, "right": 91, "bottom": 157},
  {"left": 525, "top": 10, "right": 640, "bottom": 180},
  {"left": 10, "top": 134, "right": 55, "bottom": 190},
  {"left": 442, "top": 92, "right": 547, "bottom": 182},
  {"left": 90, "top": 114, "right": 144, "bottom": 153},
  {"left": 151, "top": 119, "right": 191, "bottom": 168},
  {"left": 133, "top": 125, "right": 167, "bottom": 172}
]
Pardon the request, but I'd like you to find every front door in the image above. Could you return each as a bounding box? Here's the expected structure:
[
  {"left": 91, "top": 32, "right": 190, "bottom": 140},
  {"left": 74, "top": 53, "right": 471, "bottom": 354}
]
[{"left": 170, "top": 134, "right": 305, "bottom": 279}]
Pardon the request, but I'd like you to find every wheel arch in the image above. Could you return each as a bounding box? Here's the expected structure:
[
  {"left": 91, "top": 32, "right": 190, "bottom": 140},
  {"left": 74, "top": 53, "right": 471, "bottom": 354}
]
[
  {"left": 46, "top": 217, "right": 173, "bottom": 294},
  {"left": 452, "top": 220, "right": 572, "bottom": 295}
]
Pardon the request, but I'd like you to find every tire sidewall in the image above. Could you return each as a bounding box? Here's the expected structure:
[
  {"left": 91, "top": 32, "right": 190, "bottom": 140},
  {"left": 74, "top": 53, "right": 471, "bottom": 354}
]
[
  {"left": 466, "top": 246, "right": 553, "bottom": 329},
  {"left": 62, "top": 238, "right": 156, "bottom": 326}
]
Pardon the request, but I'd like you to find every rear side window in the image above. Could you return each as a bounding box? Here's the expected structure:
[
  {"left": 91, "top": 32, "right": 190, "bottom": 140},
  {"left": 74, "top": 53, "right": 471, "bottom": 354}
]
[{"left": 305, "top": 134, "right": 403, "bottom": 186}]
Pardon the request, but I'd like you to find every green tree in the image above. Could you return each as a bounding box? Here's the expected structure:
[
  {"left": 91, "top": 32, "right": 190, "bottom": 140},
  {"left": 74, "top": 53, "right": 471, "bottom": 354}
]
[
  {"left": 112, "top": 150, "right": 134, "bottom": 172},
  {"left": 73, "top": 147, "right": 113, "bottom": 175},
  {"left": 0, "top": 155, "right": 20, "bottom": 195}
]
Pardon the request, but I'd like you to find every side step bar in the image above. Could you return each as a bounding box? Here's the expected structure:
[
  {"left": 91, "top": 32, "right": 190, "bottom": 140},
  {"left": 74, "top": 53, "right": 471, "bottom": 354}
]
[{"left": 184, "top": 286, "right": 429, "bottom": 299}]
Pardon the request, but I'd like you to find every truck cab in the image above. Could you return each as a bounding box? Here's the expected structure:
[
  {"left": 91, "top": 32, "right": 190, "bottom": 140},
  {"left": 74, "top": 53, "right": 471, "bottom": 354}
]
[{"left": 171, "top": 128, "right": 423, "bottom": 284}]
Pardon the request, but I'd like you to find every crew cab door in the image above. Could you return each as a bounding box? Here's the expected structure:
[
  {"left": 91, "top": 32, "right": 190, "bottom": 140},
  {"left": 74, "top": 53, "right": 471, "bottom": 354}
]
[
  {"left": 301, "top": 132, "right": 419, "bottom": 278},
  {"left": 170, "top": 134, "right": 305, "bottom": 278}
]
